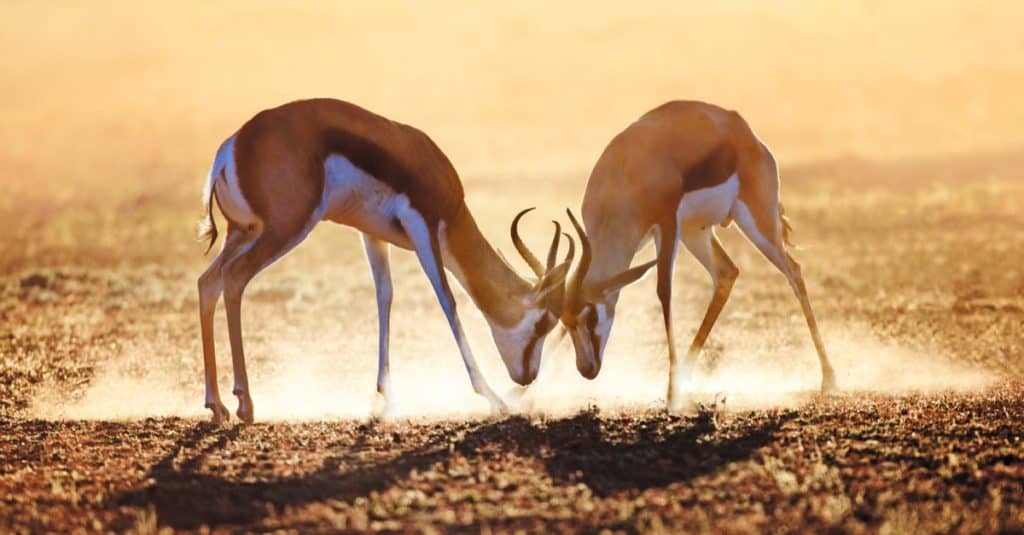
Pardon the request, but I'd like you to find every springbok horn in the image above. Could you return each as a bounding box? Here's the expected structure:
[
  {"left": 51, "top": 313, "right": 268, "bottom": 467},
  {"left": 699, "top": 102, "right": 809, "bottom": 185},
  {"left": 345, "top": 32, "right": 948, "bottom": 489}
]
[
  {"left": 536, "top": 232, "right": 576, "bottom": 294},
  {"left": 545, "top": 221, "right": 562, "bottom": 272},
  {"left": 561, "top": 231, "right": 575, "bottom": 268},
  {"left": 511, "top": 207, "right": 544, "bottom": 277},
  {"left": 565, "top": 208, "right": 592, "bottom": 312},
  {"left": 549, "top": 231, "right": 576, "bottom": 285}
]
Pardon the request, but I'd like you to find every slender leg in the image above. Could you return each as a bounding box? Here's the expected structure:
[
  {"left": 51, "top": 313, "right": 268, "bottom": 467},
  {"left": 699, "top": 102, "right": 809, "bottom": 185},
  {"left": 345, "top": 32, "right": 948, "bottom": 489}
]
[
  {"left": 654, "top": 221, "right": 682, "bottom": 410},
  {"left": 734, "top": 211, "right": 837, "bottom": 393},
  {"left": 399, "top": 212, "right": 508, "bottom": 415},
  {"left": 782, "top": 253, "right": 837, "bottom": 392},
  {"left": 361, "top": 233, "right": 395, "bottom": 418},
  {"left": 197, "top": 228, "right": 251, "bottom": 423},
  {"left": 222, "top": 229, "right": 310, "bottom": 423},
  {"left": 676, "top": 229, "right": 739, "bottom": 390}
]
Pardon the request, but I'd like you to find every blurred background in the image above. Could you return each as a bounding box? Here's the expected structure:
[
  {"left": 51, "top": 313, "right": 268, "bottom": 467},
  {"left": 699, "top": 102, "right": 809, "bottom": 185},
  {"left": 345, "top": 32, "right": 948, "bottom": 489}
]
[{"left": 1, "top": 2, "right": 1021, "bottom": 419}]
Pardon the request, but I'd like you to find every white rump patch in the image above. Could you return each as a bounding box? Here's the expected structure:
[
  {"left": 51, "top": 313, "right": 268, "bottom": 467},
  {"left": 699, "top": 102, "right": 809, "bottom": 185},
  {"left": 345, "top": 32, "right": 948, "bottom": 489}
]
[
  {"left": 211, "top": 135, "right": 260, "bottom": 227},
  {"left": 676, "top": 173, "right": 739, "bottom": 230}
]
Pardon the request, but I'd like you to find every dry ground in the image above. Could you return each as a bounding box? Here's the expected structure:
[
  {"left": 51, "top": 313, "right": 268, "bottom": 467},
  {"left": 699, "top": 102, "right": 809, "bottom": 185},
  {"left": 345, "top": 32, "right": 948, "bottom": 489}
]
[{"left": 2, "top": 2, "right": 1023, "bottom": 533}]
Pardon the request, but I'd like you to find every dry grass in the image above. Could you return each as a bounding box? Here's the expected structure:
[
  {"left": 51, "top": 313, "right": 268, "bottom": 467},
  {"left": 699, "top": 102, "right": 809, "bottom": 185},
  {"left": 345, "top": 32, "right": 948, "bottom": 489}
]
[{"left": 1, "top": 2, "right": 1023, "bottom": 532}]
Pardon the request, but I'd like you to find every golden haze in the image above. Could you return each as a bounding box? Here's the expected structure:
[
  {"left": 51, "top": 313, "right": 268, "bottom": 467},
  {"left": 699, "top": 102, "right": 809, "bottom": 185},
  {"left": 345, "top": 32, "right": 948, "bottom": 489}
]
[{"left": 1, "top": 2, "right": 1021, "bottom": 419}]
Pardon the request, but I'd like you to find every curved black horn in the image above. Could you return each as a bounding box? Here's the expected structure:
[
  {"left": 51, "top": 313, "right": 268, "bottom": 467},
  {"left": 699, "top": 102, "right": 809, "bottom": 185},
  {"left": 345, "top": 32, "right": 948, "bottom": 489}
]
[
  {"left": 548, "top": 231, "right": 576, "bottom": 284},
  {"left": 534, "top": 231, "right": 577, "bottom": 310},
  {"left": 565, "top": 208, "right": 591, "bottom": 312},
  {"left": 561, "top": 231, "right": 575, "bottom": 267},
  {"left": 545, "top": 221, "right": 562, "bottom": 271},
  {"left": 511, "top": 207, "right": 544, "bottom": 277}
]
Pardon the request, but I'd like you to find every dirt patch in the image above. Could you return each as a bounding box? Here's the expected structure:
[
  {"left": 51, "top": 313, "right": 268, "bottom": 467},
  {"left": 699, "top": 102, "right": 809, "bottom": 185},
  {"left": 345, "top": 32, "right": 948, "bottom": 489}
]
[{"left": 2, "top": 389, "right": 1022, "bottom": 532}]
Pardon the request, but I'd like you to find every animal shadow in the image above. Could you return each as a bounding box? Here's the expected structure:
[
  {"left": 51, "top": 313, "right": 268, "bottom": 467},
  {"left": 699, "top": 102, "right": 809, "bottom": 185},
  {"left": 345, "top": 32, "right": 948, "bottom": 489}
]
[{"left": 113, "top": 409, "right": 788, "bottom": 529}]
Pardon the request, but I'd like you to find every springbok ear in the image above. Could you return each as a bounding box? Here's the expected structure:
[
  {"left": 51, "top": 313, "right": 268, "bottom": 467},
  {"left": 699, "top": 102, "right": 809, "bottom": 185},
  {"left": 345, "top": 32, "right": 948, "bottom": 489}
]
[{"left": 595, "top": 259, "right": 657, "bottom": 296}]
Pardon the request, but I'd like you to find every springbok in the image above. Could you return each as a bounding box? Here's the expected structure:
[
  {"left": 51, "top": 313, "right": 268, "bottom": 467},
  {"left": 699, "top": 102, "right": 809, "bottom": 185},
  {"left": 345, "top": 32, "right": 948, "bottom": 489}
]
[
  {"left": 197, "top": 98, "right": 572, "bottom": 423},
  {"left": 560, "top": 100, "right": 837, "bottom": 410}
]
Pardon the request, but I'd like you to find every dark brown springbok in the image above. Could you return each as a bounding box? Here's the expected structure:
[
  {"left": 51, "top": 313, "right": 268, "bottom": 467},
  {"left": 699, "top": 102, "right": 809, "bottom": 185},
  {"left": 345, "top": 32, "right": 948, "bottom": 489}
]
[{"left": 197, "top": 98, "right": 572, "bottom": 423}]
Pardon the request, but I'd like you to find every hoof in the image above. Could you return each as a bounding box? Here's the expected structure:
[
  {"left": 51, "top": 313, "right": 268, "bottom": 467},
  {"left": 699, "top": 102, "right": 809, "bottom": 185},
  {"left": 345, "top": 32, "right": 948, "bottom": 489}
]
[
  {"left": 663, "top": 366, "right": 696, "bottom": 412},
  {"left": 206, "top": 402, "right": 230, "bottom": 424},
  {"left": 488, "top": 396, "right": 510, "bottom": 417},
  {"left": 820, "top": 375, "right": 839, "bottom": 394},
  {"left": 666, "top": 376, "right": 694, "bottom": 414},
  {"left": 665, "top": 394, "right": 697, "bottom": 415},
  {"left": 504, "top": 385, "right": 533, "bottom": 412},
  {"left": 371, "top": 392, "right": 395, "bottom": 421},
  {"left": 235, "top": 393, "right": 254, "bottom": 424}
]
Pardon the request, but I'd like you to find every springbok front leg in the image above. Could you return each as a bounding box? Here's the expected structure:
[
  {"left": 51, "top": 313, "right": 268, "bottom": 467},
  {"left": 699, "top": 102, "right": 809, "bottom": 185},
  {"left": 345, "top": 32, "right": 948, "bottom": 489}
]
[
  {"left": 653, "top": 221, "right": 684, "bottom": 410},
  {"left": 362, "top": 233, "right": 395, "bottom": 418},
  {"left": 197, "top": 227, "right": 252, "bottom": 423},
  {"left": 399, "top": 210, "right": 508, "bottom": 415}
]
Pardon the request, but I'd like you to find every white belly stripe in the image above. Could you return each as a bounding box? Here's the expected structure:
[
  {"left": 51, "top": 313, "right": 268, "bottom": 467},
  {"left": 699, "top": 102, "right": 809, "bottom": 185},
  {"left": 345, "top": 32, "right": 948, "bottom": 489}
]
[{"left": 322, "top": 153, "right": 410, "bottom": 247}]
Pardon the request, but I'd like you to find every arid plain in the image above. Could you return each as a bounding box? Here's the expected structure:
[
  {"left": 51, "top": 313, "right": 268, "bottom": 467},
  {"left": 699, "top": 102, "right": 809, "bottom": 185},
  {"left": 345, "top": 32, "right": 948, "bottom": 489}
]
[{"left": 1, "top": 2, "right": 1022, "bottom": 532}]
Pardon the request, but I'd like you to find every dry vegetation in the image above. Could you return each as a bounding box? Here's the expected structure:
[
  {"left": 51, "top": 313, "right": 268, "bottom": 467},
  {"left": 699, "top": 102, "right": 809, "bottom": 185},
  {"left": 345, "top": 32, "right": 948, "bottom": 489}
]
[{"left": 1, "top": 2, "right": 1022, "bottom": 533}]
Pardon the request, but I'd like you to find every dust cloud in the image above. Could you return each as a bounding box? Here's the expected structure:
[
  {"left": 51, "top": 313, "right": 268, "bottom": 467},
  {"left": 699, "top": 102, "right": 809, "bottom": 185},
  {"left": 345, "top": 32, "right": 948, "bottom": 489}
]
[
  {"left": 29, "top": 322, "right": 994, "bottom": 421},
  {"left": 6, "top": 1, "right": 1017, "bottom": 424}
]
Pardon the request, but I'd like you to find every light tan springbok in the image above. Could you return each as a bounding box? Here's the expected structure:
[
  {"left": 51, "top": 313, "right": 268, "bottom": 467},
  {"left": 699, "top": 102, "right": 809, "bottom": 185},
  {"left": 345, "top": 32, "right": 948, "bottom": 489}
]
[{"left": 560, "top": 100, "right": 837, "bottom": 410}]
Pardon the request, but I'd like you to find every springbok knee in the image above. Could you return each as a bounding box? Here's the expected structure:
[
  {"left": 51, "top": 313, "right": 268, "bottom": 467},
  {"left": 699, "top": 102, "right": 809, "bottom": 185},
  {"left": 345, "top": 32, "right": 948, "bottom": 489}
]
[
  {"left": 716, "top": 261, "right": 739, "bottom": 290},
  {"left": 197, "top": 270, "right": 223, "bottom": 314}
]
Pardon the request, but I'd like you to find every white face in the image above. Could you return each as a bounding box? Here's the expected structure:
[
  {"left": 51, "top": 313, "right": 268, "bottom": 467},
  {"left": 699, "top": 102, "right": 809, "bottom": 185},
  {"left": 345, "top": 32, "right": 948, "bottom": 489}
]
[
  {"left": 488, "top": 307, "right": 558, "bottom": 386},
  {"left": 594, "top": 303, "right": 612, "bottom": 350},
  {"left": 567, "top": 301, "right": 615, "bottom": 379}
]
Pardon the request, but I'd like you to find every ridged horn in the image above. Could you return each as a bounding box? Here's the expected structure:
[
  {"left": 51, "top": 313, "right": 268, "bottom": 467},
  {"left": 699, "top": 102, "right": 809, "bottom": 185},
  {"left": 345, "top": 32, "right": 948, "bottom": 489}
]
[
  {"left": 545, "top": 221, "right": 562, "bottom": 271},
  {"left": 565, "top": 208, "right": 591, "bottom": 312},
  {"left": 511, "top": 207, "right": 544, "bottom": 277}
]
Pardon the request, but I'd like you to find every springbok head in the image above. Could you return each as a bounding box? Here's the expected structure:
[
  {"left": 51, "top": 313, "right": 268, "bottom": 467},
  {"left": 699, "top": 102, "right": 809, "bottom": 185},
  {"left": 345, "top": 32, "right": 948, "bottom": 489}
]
[
  {"left": 487, "top": 208, "right": 575, "bottom": 385},
  {"left": 559, "top": 209, "right": 655, "bottom": 379}
]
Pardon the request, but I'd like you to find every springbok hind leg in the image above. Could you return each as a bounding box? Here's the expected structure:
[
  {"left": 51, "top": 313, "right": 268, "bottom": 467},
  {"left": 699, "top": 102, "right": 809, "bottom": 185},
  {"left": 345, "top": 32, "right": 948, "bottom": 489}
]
[
  {"left": 222, "top": 229, "right": 311, "bottom": 424},
  {"left": 781, "top": 252, "right": 838, "bottom": 392},
  {"left": 197, "top": 227, "right": 251, "bottom": 424},
  {"left": 734, "top": 210, "right": 837, "bottom": 393},
  {"left": 674, "top": 228, "right": 740, "bottom": 408}
]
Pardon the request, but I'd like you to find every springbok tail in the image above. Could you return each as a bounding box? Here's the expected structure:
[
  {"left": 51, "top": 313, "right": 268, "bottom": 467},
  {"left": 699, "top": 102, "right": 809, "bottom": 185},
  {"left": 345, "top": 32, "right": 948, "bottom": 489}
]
[
  {"left": 198, "top": 183, "right": 219, "bottom": 254},
  {"left": 197, "top": 167, "right": 225, "bottom": 256},
  {"left": 198, "top": 137, "right": 236, "bottom": 255},
  {"left": 198, "top": 178, "right": 219, "bottom": 255},
  {"left": 779, "top": 202, "right": 795, "bottom": 248}
]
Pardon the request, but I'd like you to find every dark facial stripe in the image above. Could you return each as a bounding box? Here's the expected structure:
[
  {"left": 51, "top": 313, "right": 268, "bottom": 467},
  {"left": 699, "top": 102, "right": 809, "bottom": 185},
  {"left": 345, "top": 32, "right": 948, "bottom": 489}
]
[
  {"left": 522, "top": 314, "right": 554, "bottom": 379},
  {"left": 585, "top": 305, "right": 601, "bottom": 362}
]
